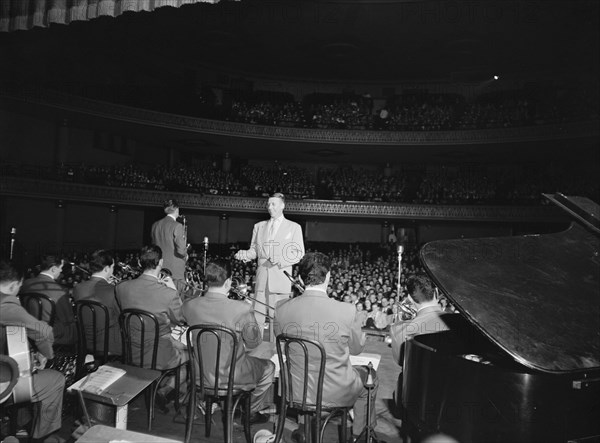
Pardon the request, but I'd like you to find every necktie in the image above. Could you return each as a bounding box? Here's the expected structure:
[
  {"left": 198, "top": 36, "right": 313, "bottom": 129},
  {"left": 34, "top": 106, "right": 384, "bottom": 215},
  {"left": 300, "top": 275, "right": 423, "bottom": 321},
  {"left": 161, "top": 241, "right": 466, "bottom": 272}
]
[{"left": 269, "top": 219, "right": 276, "bottom": 240}]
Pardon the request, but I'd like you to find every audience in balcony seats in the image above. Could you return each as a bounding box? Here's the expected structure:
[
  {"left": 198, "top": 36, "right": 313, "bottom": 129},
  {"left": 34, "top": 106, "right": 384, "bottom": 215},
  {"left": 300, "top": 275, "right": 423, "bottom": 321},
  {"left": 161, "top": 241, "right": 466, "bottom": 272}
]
[{"left": 20, "top": 255, "right": 78, "bottom": 347}]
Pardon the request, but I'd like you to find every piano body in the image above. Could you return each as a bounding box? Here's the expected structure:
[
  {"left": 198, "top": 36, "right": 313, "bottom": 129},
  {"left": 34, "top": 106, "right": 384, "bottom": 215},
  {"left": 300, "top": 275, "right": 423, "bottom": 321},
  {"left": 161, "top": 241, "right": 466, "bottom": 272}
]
[{"left": 402, "top": 194, "right": 600, "bottom": 443}]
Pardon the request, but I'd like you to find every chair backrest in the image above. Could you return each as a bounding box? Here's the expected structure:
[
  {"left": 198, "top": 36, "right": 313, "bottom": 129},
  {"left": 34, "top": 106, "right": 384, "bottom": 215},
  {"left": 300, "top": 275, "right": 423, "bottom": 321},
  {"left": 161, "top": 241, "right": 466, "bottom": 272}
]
[
  {"left": 186, "top": 324, "right": 240, "bottom": 401},
  {"left": 119, "top": 309, "right": 160, "bottom": 369},
  {"left": 0, "top": 354, "right": 20, "bottom": 404},
  {"left": 276, "top": 333, "right": 327, "bottom": 414},
  {"left": 19, "top": 293, "right": 56, "bottom": 327},
  {"left": 75, "top": 300, "right": 110, "bottom": 363}
]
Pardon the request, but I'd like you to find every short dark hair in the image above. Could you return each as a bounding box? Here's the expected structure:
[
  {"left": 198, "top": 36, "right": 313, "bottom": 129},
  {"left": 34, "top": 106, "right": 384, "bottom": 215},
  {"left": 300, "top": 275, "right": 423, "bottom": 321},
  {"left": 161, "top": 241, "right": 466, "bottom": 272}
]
[
  {"left": 298, "top": 252, "right": 331, "bottom": 287},
  {"left": 270, "top": 192, "right": 285, "bottom": 203},
  {"left": 406, "top": 274, "right": 435, "bottom": 303},
  {"left": 205, "top": 259, "right": 231, "bottom": 287},
  {"left": 163, "top": 199, "right": 179, "bottom": 214},
  {"left": 140, "top": 245, "right": 162, "bottom": 271},
  {"left": 0, "top": 260, "right": 22, "bottom": 284},
  {"left": 40, "top": 255, "right": 63, "bottom": 271},
  {"left": 89, "top": 250, "right": 114, "bottom": 273}
]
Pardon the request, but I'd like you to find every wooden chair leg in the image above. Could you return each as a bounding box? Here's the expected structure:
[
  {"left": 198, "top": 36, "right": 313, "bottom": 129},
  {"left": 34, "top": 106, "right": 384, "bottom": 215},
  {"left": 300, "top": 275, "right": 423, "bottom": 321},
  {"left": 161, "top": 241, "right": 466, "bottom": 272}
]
[
  {"left": 340, "top": 410, "right": 348, "bottom": 443},
  {"left": 243, "top": 393, "right": 252, "bottom": 443},
  {"left": 205, "top": 398, "right": 213, "bottom": 438},
  {"left": 184, "top": 386, "right": 196, "bottom": 443}
]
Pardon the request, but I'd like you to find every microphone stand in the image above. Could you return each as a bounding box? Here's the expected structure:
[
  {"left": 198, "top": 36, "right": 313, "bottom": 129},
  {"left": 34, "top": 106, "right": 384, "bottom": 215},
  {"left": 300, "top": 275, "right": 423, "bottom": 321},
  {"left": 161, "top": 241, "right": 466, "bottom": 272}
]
[
  {"left": 202, "top": 237, "right": 208, "bottom": 291},
  {"left": 396, "top": 245, "right": 403, "bottom": 297},
  {"left": 9, "top": 228, "right": 16, "bottom": 260},
  {"left": 353, "top": 361, "right": 383, "bottom": 443}
]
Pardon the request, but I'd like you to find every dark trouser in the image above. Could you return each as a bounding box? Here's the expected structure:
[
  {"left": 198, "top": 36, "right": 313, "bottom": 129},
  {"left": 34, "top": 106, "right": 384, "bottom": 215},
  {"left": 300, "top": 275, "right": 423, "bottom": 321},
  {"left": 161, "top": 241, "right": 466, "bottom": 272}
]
[{"left": 31, "top": 369, "right": 65, "bottom": 439}]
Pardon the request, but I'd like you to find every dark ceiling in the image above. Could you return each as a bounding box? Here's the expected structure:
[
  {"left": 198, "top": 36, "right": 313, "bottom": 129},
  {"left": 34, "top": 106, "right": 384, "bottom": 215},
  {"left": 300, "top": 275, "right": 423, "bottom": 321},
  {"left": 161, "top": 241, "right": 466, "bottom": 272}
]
[
  {"left": 1, "top": 0, "right": 599, "bottom": 83},
  {"left": 1, "top": 0, "right": 599, "bottom": 165}
]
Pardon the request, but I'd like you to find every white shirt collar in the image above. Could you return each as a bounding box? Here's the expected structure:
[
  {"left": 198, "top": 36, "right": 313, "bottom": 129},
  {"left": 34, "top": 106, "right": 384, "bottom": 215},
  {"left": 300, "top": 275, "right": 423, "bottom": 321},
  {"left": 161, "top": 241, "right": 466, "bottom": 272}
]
[
  {"left": 92, "top": 273, "right": 110, "bottom": 283},
  {"left": 167, "top": 213, "right": 177, "bottom": 221},
  {"left": 305, "top": 286, "right": 327, "bottom": 295},
  {"left": 39, "top": 271, "right": 55, "bottom": 280}
]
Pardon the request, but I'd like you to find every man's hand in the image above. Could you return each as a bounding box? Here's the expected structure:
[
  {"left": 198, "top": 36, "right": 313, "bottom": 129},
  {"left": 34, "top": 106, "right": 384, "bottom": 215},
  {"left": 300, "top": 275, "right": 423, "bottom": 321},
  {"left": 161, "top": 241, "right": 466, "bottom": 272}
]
[{"left": 235, "top": 250, "right": 248, "bottom": 262}]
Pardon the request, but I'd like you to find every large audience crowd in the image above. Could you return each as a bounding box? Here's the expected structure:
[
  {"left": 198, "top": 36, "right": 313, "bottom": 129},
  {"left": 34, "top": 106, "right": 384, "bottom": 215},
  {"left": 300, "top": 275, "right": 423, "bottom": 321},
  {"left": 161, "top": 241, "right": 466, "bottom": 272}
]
[
  {"left": 33, "top": 242, "right": 450, "bottom": 334},
  {"left": 220, "top": 89, "right": 597, "bottom": 131},
  {"left": 4, "top": 160, "right": 598, "bottom": 205}
]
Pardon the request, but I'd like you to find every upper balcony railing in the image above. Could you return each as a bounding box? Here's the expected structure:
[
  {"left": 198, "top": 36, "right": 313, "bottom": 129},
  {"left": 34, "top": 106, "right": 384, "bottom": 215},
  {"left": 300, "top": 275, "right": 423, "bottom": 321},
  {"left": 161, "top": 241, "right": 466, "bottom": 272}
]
[{"left": 1, "top": 87, "right": 598, "bottom": 145}]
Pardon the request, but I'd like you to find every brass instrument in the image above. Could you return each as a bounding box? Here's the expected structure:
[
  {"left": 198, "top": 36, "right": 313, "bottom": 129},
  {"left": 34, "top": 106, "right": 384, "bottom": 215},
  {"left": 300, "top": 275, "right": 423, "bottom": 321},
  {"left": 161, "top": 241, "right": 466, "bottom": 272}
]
[
  {"left": 185, "top": 267, "right": 204, "bottom": 292},
  {"left": 228, "top": 277, "right": 275, "bottom": 319},
  {"left": 398, "top": 298, "right": 417, "bottom": 320}
]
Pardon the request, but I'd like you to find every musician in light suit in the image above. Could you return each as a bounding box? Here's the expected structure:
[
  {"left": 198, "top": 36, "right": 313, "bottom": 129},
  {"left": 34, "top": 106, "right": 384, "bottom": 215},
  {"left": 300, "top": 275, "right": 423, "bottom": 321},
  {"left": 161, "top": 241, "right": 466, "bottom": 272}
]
[
  {"left": 20, "top": 254, "right": 77, "bottom": 347},
  {"left": 182, "top": 259, "right": 275, "bottom": 422},
  {"left": 235, "top": 193, "right": 304, "bottom": 335},
  {"left": 273, "top": 252, "right": 378, "bottom": 441},
  {"left": 72, "top": 249, "right": 122, "bottom": 356},
  {"left": 116, "top": 245, "right": 188, "bottom": 405},
  {"left": 151, "top": 199, "right": 188, "bottom": 297},
  {"left": 1, "top": 260, "right": 65, "bottom": 443}
]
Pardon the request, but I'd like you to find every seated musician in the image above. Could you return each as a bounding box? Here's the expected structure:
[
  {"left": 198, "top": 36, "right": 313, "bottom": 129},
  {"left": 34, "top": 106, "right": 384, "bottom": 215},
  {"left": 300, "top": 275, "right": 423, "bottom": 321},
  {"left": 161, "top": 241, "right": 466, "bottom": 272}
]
[
  {"left": 115, "top": 245, "right": 188, "bottom": 409},
  {"left": 72, "top": 249, "right": 122, "bottom": 356},
  {"left": 182, "top": 259, "right": 275, "bottom": 424},
  {"left": 19, "top": 255, "right": 77, "bottom": 347},
  {"left": 273, "top": 252, "right": 378, "bottom": 442},
  {"left": 0, "top": 260, "right": 65, "bottom": 443},
  {"left": 390, "top": 274, "right": 452, "bottom": 373}
]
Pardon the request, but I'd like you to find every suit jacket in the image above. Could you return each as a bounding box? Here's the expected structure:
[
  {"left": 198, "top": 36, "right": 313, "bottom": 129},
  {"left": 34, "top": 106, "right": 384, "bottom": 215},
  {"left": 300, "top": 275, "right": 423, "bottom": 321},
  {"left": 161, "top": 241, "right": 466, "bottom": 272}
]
[
  {"left": 182, "top": 291, "right": 266, "bottom": 389},
  {"left": 246, "top": 217, "right": 304, "bottom": 294},
  {"left": 390, "top": 305, "right": 452, "bottom": 365},
  {"left": 273, "top": 288, "right": 365, "bottom": 407},
  {"left": 73, "top": 276, "right": 122, "bottom": 355},
  {"left": 0, "top": 292, "right": 54, "bottom": 359},
  {"left": 151, "top": 216, "right": 187, "bottom": 281},
  {"left": 20, "top": 274, "right": 77, "bottom": 346},
  {"left": 115, "top": 274, "right": 185, "bottom": 369}
]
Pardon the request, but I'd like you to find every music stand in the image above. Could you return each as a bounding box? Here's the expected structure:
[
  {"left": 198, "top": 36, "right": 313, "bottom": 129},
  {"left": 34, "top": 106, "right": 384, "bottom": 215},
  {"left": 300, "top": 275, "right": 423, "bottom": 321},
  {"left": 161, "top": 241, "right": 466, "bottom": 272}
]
[{"left": 353, "top": 362, "right": 384, "bottom": 443}]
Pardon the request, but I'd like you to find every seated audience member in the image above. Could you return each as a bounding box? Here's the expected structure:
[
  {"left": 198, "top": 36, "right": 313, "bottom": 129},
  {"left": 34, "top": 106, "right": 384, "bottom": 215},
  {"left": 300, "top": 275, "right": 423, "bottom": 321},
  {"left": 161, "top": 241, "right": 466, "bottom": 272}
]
[
  {"left": 366, "top": 303, "right": 389, "bottom": 330},
  {"left": 355, "top": 302, "right": 368, "bottom": 327},
  {"left": 115, "top": 245, "right": 188, "bottom": 407},
  {"left": 182, "top": 259, "right": 275, "bottom": 423},
  {"left": 72, "top": 249, "right": 122, "bottom": 355},
  {"left": 0, "top": 260, "right": 65, "bottom": 443},
  {"left": 273, "top": 252, "right": 378, "bottom": 441},
  {"left": 390, "top": 274, "right": 453, "bottom": 369},
  {"left": 20, "top": 255, "right": 77, "bottom": 347}
]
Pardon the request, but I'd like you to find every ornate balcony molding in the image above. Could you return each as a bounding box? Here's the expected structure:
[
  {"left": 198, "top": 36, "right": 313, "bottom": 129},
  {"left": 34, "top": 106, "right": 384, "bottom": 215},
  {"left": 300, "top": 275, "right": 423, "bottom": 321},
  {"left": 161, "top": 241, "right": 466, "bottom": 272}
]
[
  {"left": 1, "top": 88, "right": 598, "bottom": 145},
  {"left": 1, "top": 177, "right": 566, "bottom": 222}
]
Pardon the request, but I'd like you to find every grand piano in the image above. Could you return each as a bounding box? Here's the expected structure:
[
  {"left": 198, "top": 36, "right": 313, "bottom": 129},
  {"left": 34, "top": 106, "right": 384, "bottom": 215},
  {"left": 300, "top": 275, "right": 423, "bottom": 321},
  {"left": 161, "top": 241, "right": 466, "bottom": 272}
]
[{"left": 402, "top": 194, "right": 600, "bottom": 443}]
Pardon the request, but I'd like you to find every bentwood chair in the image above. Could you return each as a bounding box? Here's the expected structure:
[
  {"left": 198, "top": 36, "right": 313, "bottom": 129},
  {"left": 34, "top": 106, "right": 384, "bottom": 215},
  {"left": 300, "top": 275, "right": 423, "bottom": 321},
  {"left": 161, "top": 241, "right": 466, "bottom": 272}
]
[
  {"left": 184, "top": 324, "right": 253, "bottom": 443},
  {"left": 75, "top": 300, "right": 117, "bottom": 379},
  {"left": 119, "top": 309, "right": 184, "bottom": 431},
  {"left": 274, "top": 334, "right": 353, "bottom": 443},
  {"left": 19, "top": 292, "right": 56, "bottom": 326}
]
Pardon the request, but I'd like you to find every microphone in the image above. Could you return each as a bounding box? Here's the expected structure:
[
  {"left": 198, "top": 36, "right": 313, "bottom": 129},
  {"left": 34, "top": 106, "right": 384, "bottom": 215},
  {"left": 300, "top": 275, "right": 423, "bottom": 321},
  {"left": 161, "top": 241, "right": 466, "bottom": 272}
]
[
  {"left": 283, "top": 270, "right": 305, "bottom": 294},
  {"left": 397, "top": 244, "right": 404, "bottom": 254},
  {"left": 9, "top": 227, "right": 16, "bottom": 260},
  {"left": 203, "top": 236, "right": 209, "bottom": 249},
  {"left": 68, "top": 262, "right": 91, "bottom": 275}
]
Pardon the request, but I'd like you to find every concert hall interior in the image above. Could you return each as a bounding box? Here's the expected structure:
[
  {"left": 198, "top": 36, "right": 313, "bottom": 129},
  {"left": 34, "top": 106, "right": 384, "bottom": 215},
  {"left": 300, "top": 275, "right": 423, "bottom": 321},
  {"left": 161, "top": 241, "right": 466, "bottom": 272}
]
[{"left": 1, "top": 1, "right": 599, "bottom": 442}]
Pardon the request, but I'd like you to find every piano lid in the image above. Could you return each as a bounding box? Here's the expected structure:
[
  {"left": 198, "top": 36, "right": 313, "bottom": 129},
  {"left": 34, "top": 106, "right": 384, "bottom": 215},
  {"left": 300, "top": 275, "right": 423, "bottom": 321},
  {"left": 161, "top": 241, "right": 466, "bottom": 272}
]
[{"left": 420, "top": 194, "right": 600, "bottom": 374}]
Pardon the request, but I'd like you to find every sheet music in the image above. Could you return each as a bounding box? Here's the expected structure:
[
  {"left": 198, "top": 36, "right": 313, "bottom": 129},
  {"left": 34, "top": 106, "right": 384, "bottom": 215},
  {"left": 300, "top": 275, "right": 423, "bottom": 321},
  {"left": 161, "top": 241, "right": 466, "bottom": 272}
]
[
  {"left": 271, "top": 351, "right": 381, "bottom": 375},
  {"left": 69, "top": 365, "right": 126, "bottom": 395}
]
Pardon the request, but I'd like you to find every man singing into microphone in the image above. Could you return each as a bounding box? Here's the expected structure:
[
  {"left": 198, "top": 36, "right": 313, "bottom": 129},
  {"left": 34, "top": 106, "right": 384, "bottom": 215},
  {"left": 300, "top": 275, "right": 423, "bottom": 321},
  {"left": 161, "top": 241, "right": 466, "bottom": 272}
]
[
  {"left": 235, "top": 193, "right": 304, "bottom": 337},
  {"left": 151, "top": 199, "right": 188, "bottom": 299}
]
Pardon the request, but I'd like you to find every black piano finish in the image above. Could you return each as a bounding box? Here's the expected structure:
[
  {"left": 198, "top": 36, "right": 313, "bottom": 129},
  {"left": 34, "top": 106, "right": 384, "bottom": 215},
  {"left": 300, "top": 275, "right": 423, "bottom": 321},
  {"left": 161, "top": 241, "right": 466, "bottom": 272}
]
[
  {"left": 402, "top": 195, "right": 600, "bottom": 442},
  {"left": 403, "top": 316, "right": 600, "bottom": 442}
]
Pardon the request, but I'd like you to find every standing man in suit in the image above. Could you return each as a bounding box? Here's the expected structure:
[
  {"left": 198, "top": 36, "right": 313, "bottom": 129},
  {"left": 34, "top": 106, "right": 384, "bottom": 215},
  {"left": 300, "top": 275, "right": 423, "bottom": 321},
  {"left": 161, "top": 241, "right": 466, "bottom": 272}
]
[
  {"left": 182, "top": 259, "right": 275, "bottom": 423},
  {"left": 151, "top": 199, "right": 188, "bottom": 298},
  {"left": 235, "top": 193, "right": 304, "bottom": 336},
  {"left": 20, "top": 254, "right": 77, "bottom": 347},
  {"left": 273, "top": 252, "right": 378, "bottom": 441},
  {"left": 116, "top": 245, "right": 188, "bottom": 408},
  {"left": 72, "top": 249, "right": 121, "bottom": 356}
]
